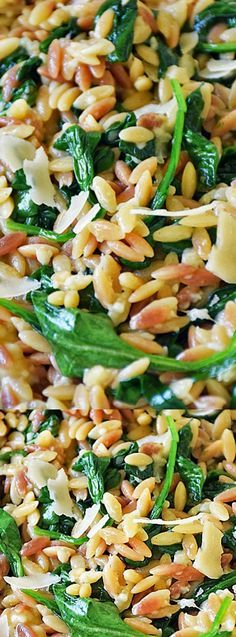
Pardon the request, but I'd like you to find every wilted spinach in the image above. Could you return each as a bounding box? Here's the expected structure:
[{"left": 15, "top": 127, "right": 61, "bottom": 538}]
[
  {"left": 0, "top": 46, "right": 28, "bottom": 77},
  {"left": 176, "top": 456, "right": 205, "bottom": 506},
  {"left": 102, "top": 113, "right": 136, "bottom": 146},
  {"left": 39, "top": 17, "right": 80, "bottom": 53},
  {"left": 114, "top": 373, "right": 185, "bottom": 409},
  {"left": 194, "top": 1, "right": 236, "bottom": 53},
  {"left": 0, "top": 510, "right": 24, "bottom": 576},
  {"left": 11, "top": 169, "right": 58, "bottom": 229},
  {"left": 217, "top": 146, "right": 236, "bottom": 184},
  {"left": 194, "top": 571, "right": 236, "bottom": 604},
  {"left": 73, "top": 452, "right": 110, "bottom": 503},
  {"left": 38, "top": 486, "right": 75, "bottom": 534},
  {"left": 183, "top": 88, "right": 219, "bottom": 188},
  {"left": 206, "top": 285, "right": 236, "bottom": 318},
  {"left": 25, "top": 410, "right": 61, "bottom": 443},
  {"left": 95, "top": 0, "right": 137, "bottom": 63}
]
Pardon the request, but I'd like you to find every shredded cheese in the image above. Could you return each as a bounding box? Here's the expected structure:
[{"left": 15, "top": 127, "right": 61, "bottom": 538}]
[
  {"left": 53, "top": 191, "right": 89, "bottom": 234},
  {"left": 0, "top": 614, "right": 9, "bottom": 637},
  {"left": 48, "top": 468, "right": 74, "bottom": 517},
  {"left": 26, "top": 460, "right": 57, "bottom": 489},
  {"left": 193, "top": 520, "right": 223, "bottom": 579},
  {"left": 23, "top": 147, "right": 56, "bottom": 207},
  {"left": 130, "top": 203, "right": 216, "bottom": 217},
  {"left": 87, "top": 514, "right": 109, "bottom": 538},
  {"left": 0, "top": 276, "right": 41, "bottom": 298},
  {"left": 206, "top": 210, "right": 236, "bottom": 283},
  {"left": 72, "top": 503, "right": 100, "bottom": 538},
  {"left": 134, "top": 513, "right": 203, "bottom": 526},
  {"left": 4, "top": 573, "right": 60, "bottom": 589},
  {"left": 0, "top": 135, "right": 35, "bottom": 172}
]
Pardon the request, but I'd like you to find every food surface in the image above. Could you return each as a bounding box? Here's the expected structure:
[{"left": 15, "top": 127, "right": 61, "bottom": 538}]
[
  {"left": 0, "top": 408, "right": 235, "bottom": 637},
  {"left": 0, "top": 0, "right": 235, "bottom": 411}
]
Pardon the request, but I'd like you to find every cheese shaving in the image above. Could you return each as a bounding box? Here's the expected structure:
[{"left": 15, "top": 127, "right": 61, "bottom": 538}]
[
  {"left": 53, "top": 191, "right": 89, "bottom": 234},
  {"left": 193, "top": 520, "right": 223, "bottom": 579},
  {"left": 0, "top": 276, "right": 41, "bottom": 298},
  {"left": 130, "top": 203, "right": 216, "bottom": 217},
  {"left": 26, "top": 460, "right": 57, "bottom": 489},
  {"left": 73, "top": 203, "right": 100, "bottom": 233},
  {"left": 0, "top": 135, "right": 35, "bottom": 172},
  {"left": 72, "top": 503, "right": 100, "bottom": 538},
  {"left": 4, "top": 573, "right": 60, "bottom": 589},
  {"left": 23, "top": 147, "right": 56, "bottom": 207},
  {"left": 134, "top": 513, "right": 203, "bottom": 525},
  {"left": 206, "top": 210, "right": 236, "bottom": 283},
  {"left": 87, "top": 514, "right": 109, "bottom": 538},
  {"left": 48, "top": 468, "right": 74, "bottom": 517},
  {"left": 0, "top": 614, "right": 9, "bottom": 637},
  {"left": 134, "top": 98, "right": 177, "bottom": 118}
]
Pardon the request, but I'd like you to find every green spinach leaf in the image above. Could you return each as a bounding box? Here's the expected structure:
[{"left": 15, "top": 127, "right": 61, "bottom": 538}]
[
  {"left": 176, "top": 456, "right": 205, "bottom": 506},
  {"left": 39, "top": 17, "right": 80, "bottom": 53},
  {"left": 217, "top": 146, "right": 236, "bottom": 184},
  {"left": 157, "top": 38, "right": 179, "bottom": 77},
  {"left": 54, "top": 125, "right": 101, "bottom": 190},
  {"left": 25, "top": 410, "right": 61, "bottom": 443},
  {"left": 194, "top": 572, "right": 236, "bottom": 604},
  {"left": 177, "top": 423, "right": 192, "bottom": 458},
  {"left": 38, "top": 487, "right": 75, "bottom": 534},
  {"left": 102, "top": 113, "right": 136, "bottom": 146},
  {"left": 33, "top": 525, "right": 88, "bottom": 547},
  {"left": 114, "top": 373, "right": 185, "bottom": 409},
  {"left": 183, "top": 129, "right": 219, "bottom": 188},
  {"left": 73, "top": 452, "right": 110, "bottom": 503},
  {"left": 194, "top": 1, "right": 236, "bottom": 53},
  {"left": 0, "top": 46, "right": 28, "bottom": 77},
  {"left": 206, "top": 285, "right": 236, "bottom": 318},
  {"left": 95, "top": 0, "right": 137, "bottom": 63},
  {"left": 222, "top": 516, "right": 236, "bottom": 556},
  {"left": 0, "top": 510, "right": 24, "bottom": 576}
]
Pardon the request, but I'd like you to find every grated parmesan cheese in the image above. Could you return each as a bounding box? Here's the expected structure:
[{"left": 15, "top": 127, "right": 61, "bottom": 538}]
[
  {"left": 23, "top": 147, "right": 56, "bottom": 207},
  {"left": 0, "top": 135, "right": 35, "bottom": 172},
  {"left": 206, "top": 210, "right": 236, "bottom": 283},
  {"left": 0, "top": 614, "right": 9, "bottom": 637},
  {"left": 73, "top": 203, "right": 100, "bottom": 234},
  {"left": 87, "top": 514, "right": 109, "bottom": 538},
  {"left": 193, "top": 520, "right": 223, "bottom": 579},
  {"left": 48, "top": 468, "right": 74, "bottom": 517},
  {"left": 134, "top": 513, "right": 203, "bottom": 526},
  {"left": 130, "top": 203, "right": 216, "bottom": 217},
  {"left": 4, "top": 573, "right": 60, "bottom": 589},
  {"left": 53, "top": 191, "right": 89, "bottom": 234},
  {"left": 0, "top": 275, "right": 41, "bottom": 298},
  {"left": 72, "top": 503, "right": 100, "bottom": 538},
  {"left": 187, "top": 308, "right": 212, "bottom": 322},
  {"left": 26, "top": 459, "right": 57, "bottom": 489},
  {"left": 134, "top": 98, "right": 177, "bottom": 118}
]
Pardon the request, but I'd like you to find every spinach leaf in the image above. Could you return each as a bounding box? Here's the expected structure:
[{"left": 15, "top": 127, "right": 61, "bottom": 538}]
[
  {"left": 177, "top": 423, "right": 192, "bottom": 458},
  {"left": 52, "top": 563, "right": 71, "bottom": 584},
  {"left": 183, "top": 129, "right": 219, "bottom": 188},
  {"left": 0, "top": 298, "right": 40, "bottom": 331},
  {"left": 94, "top": 146, "right": 115, "bottom": 173},
  {"left": 206, "top": 285, "right": 236, "bottom": 318},
  {"left": 79, "top": 283, "right": 106, "bottom": 313},
  {"left": 114, "top": 373, "right": 185, "bottom": 409},
  {"left": 102, "top": 113, "right": 136, "bottom": 146},
  {"left": 125, "top": 461, "right": 154, "bottom": 486},
  {"left": 0, "top": 449, "right": 26, "bottom": 462},
  {"left": 34, "top": 525, "right": 88, "bottom": 547},
  {"left": 54, "top": 126, "right": 101, "bottom": 190},
  {"left": 112, "top": 442, "right": 138, "bottom": 469},
  {"left": 6, "top": 219, "right": 74, "bottom": 244},
  {"left": 0, "top": 509, "right": 24, "bottom": 576},
  {"left": 184, "top": 88, "right": 204, "bottom": 132},
  {"left": 22, "top": 589, "right": 59, "bottom": 614},
  {"left": 104, "top": 467, "right": 121, "bottom": 490},
  {"left": 38, "top": 487, "right": 75, "bottom": 534},
  {"left": 73, "top": 452, "right": 110, "bottom": 503},
  {"left": 30, "top": 290, "right": 236, "bottom": 379},
  {"left": 157, "top": 38, "right": 179, "bottom": 77},
  {"left": 39, "top": 17, "right": 80, "bottom": 53},
  {"left": 151, "top": 417, "right": 178, "bottom": 518},
  {"left": 194, "top": 1, "right": 236, "bottom": 53},
  {"left": 222, "top": 516, "right": 236, "bottom": 556},
  {"left": 194, "top": 572, "right": 236, "bottom": 604},
  {"left": 0, "top": 79, "right": 38, "bottom": 113},
  {"left": 152, "top": 80, "right": 186, "bottom": 209},
  {"left": 217, "top": 146, "right": 236, "bottom": 184},
  {"left": 53, "top": 584, "right": 147, "bottom": 637},
  {"left": 119, "top": 137, "right": 156, "bottom": 168},
  {"left": 25, "top": 410, "right": 61, "bottom": 443},
  {"left": 17, "top": 56, "right": 41, "bottom": 82},
  {"left": 0, "top": 46, "right": 28, "bottom": 77},
  {"left": 11, "top": 170, "right": 57, "bottom": 229},
  {"left": 30, "top": 266, "right": 54, "bottom": 292},
  {"left": 203, "top": 476, "right": 236, "bottom": 499},
  {"left": 95, "top": 0, "right": 137, "bottom": 63},
  {"left": 176, "top": 456, "right": 205, "bottom": 506}
]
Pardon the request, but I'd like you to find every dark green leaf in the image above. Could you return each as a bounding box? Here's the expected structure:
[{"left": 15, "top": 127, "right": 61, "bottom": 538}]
[
  {"left": 176, "top": 456, "right": 205, "bottom": 506},
  {"left": 194, "top": 572, "right": 236, "bottom": 604},
  {"left": 203, "top": 476, "right": 236, "bottom": 499},
  {"left": 177, "top": 423, "right": 192, "bottom": 458},
  {"left": 222, "top": 516, "right": 236, "bottom": 556},
  {"left": 38, "top": 487, "right": 76, "bottom": 534},
  {"left": 157, "top": 38, "right": 178, "bottom": 77},
  {"left": 0, "top": 510, "right": 24, "bottom": 576},
  {"left": 0, "top": 449, "right": 26, "bottom": 461},
  {"left": 0, "top": 46, "right": 27, "bottom": 77},
  {"left": 17, "top": 56, "right": 41, "bottom": 81},
  {"left": 30, "top": 290, "right": 236, "bottom": 379},
  {"left": 184, "top": 88, "right": 204, "bottom": 132},
  {"left": 206, "top": 285, "right": 236, "bottom": 318},
  {"left": 193, "top": 2, "right": 236, "bottom": 52},
  {"left": 104, "top": 467, "right": 121, "bottom": 490},
  {"left": 54, "top": 125, "right": 100, "bottom": 190},
  {"left": 184, "top": 129, "right": 219, "bottom": 188},
  {"left": 73, "top": 452, "right": 110, "bottom": 503},
  {"left": 102, "top": 113, "right": 136, "bottom": 146},
  {"left": 114, "top": 373, "right": 185, "bottom": 409},
  {"left": 217, "top": 146, "right": 236, "bottom": 185},
  {"left": 25, "top": 410, "right": 61, "bottom": 443},
  {"left": 112, "top": 442, "right": 138, "bottom": 469},
  {"left": 125, "top": 461, "right": 153, "bottom": 486},
  {"left": 0, "top": 298, "right": 39, "bottom": 330},
  {"left": 29, "top": 266, "right": 54, "bottom": 292},
  {"left": 53, "top": 584, "right": 147, "bottom": 636},
  {"left": 79, "top": 283, "right": 106, "bottom": 313},
  {"left": 39, "top": 17, "right": 80, "bottom": 53},
  {"left": 94, "top": 146, "right": 115, "bottom": 173},
  {"left": 95, "top": 0, "right": 137, "bottom": 63},
  {"left": 22, "top": 589, "right": 59, "bottom": 614}
]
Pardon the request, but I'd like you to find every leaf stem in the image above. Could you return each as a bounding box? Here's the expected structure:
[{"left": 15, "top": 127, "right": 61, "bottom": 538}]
[
  {"left": 33, "top": 526, "right": 88, "bottom": 546},
  {"left": 150, "top": 416, "right": 179, "bottom": 518},
  {"left": 152, "top": 79, "right": 186, "bottom": 209},
  {"left": 6, "top": 219, "right": 74, "bottom": 244}
]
